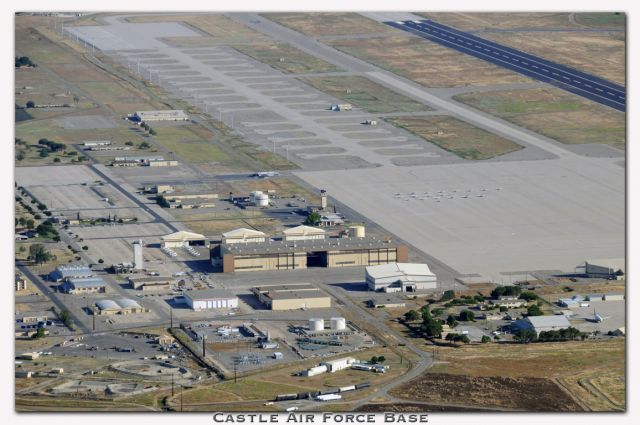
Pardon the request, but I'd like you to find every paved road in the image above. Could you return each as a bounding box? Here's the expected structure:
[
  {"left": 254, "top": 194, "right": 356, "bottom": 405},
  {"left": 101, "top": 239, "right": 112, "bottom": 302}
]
[{"left": 386, "top": 19, "right": 625, "bottom": 112}]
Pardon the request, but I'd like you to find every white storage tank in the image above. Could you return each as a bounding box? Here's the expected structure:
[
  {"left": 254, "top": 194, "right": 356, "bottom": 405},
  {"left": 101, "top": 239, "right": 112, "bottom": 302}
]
[
  {"left": 348, "top": 225, "right": 365, "bottom": 238},
  {"left": 256, "top": 192, "right": 269, "bottom": 207},
  {"left": 330, "top": 317, "right": 346, "bottom": 331},
  {"left": 309, "top": 318, "right": 325, "bottom": 331}
]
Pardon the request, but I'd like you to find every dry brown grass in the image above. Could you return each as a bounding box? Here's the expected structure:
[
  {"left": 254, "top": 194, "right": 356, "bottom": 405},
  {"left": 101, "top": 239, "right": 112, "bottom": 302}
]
[
  {"left": 328, "top": 36, "right": 531, "bottom": 88},
  {"left": 425, "top": 339, "right": 624, "bottom": 411},
  {"left": 454, "top": 87, "right": 625, "bottom": 150},
  {"left": 417, "top": 12, "right": 579, "bottom": 31},
  {"left": 233, "top": 43, "right": 341, "bottom": 74},
  {"left": 264, "top": 13, "right": 394, "bottom": 37},
  {"left": 484, "top": 32, "right": 625, "bottom": 85},
  {"left": 385, "top": 115, "right": 523, "bottom": 160}
]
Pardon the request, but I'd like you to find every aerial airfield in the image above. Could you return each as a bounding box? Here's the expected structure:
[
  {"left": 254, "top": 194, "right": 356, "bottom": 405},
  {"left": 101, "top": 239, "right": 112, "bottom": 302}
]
[{"left": 14, "top": 11, "right": 625, "bottom": 413}]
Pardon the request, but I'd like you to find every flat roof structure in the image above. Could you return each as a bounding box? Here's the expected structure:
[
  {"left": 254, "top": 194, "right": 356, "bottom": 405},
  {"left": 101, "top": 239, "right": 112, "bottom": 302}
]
[
  {"left": 184, "top": 289, "right": 237, "bottom": 301},
  {"left": 366, "top": 262, "right": 438, "bottom": 292},
  {"left": 133, "top": 110, "right": 188, "bottom": 121},
  {"left": 94, "top": 298, "right": 144, "bottom": 315},
  {"left": 221, "top": 236, "right": 399, "bottom": 255},
  {"left": 61, "top": 277, "right": 107, "bottom": 294},
  {"left": 251, "top": 284, "right": 331, "bottom": 310}
]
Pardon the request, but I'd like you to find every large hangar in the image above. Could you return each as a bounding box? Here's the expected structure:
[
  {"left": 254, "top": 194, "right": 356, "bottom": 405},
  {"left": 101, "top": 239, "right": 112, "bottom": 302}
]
[
  {"left": 366, "top": 262, "right": 438, "bottom": 292},
  {"left": 213, "top": 236, "right": 408, "bottom": 273}
]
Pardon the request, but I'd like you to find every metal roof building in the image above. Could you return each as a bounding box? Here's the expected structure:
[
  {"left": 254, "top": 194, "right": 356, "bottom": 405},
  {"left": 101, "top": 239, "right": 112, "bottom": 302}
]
[
  {"left": 366, "top": 262, "right": 437, "bottom": 293},
  {"left": 222, "top": 228, "right": 267, "bottom": 244},
  {"left": 282, "top": 225, "right": 326, "bottom": 241},
  {"left": 512, "top": 315, "right": 572, "bottom": 335},
  {"left": 94, "top": 298, "right": 145, "bottom": 315},
  {"left": 581, "top": 258, "right": 625, "bottom": 279},
  {"left": 61, "top": 277, "right": 107, "bottom": 294},
  {"left": 251, "top": 284, "right": 331, "bottom": 311},
  {"left": 49, "top": 264, "right": 92, "bottom": 282},
  {"left": 184, "top": 289, "right": 238, "bottom": 310},
  {"left": 161, "top": 230, "right": 206, "bottom": 248}
]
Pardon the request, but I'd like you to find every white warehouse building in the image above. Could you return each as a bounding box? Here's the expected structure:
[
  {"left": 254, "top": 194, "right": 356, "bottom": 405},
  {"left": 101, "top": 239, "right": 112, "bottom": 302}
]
[
  {"left": 366, "top": 262, "right": 437, "bottom": 292},
  {"left": 184, "top": 289, "right": 238, "bottom": 310},
  {"left": 282, "top": 225, "right": 326, "bottom": 241}
]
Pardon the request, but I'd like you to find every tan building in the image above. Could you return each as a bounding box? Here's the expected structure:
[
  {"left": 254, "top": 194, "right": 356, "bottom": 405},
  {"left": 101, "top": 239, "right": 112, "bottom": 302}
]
[
  {"left": 161, "top": 231, "right": 206, "bottom": 248},
  {"left": 94, "top": 299, "right": 146, "bottom": 315},
  {"left": 161, "top": 193, "right": 218, "bottom": 209},
  {"left": 216, "top": 237, "right": 407, "bottom": 273},
  {"left": 222, "top": 228, "right": 267, "bottom": 244},
  {"left": 251, "top": 284, "right": 331, "bottom": 310},
  {"left": 282, "top": 225, "right": 326, "bottom": 241},
  {"left": 155, "top": 335, "right": 175, "bottom": 345},
  {"left": 128, "top": 276, "right": 174, "bottom": 291},
  {"left": 148, "top": 160, "right": 178, "bottom": 167}
]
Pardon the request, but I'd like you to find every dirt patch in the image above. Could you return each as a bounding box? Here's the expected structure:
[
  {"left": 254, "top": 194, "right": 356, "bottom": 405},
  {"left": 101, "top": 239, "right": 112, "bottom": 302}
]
[
  {"left": 357, "top": 402, "right": 487, "bottom": 412},
  {"left": 328, "top": 36, "right": 531, "bottom": 88},
  {"left": 454, "top": 87, "right": 625, "bottom": 150},
  {"left": 385, "top": 115, "right": 523, "bottom": 160},
  {"left": 390, "top": 373, "right": 582, "bottom": 411}
]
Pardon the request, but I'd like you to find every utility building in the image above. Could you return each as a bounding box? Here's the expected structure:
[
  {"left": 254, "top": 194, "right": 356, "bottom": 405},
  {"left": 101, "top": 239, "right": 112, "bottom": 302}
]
[
  {"left": 366, "top": 263, "right": 437, "bottom": 292},
  {"left": 512, "top": 315, "right": 571, "bottom": 336},
  {"left": 128, "top": 276, "right": 174, "bottom": 291},
  {"left": 251, "top": 284, "right": 331, "bottom": 310},
  {"left": 215, "top": 237, "right": 407, "bottom": 273},
  {"left": 184, "top": 289, "right": 238, "bottom": 310},
  {"left": 94, "top": 299, "right": 146, "bottom": 315}
]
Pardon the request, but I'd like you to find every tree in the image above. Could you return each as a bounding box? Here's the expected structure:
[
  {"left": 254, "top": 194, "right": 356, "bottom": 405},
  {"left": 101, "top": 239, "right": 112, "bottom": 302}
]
[
  {"left": 481, "top": 335, "right": 491, "bottom": 343},
  {"left": 26, "top": 219, "right": 35, "bottom": 229},
  {"left": 527, "top": 304, "right": 543, "bottom": 317},
  {"left": 499, "top": 306, "right": 508, "bottom": 312},
  {"left": 421, "top": 319, "right": 443, "bottom": 339},
  {"left": 148, "top": 128, "right": 157, "bottom": 136},
  {"left": 459, "top": 310, "right": 475, "bottom": 322},
  {"left": 404, "top": 310, "right": 420, "bottom": 322},
  {"left": 305, "top": 211, "right": 321, "bottom": 226},
  {"left": 370, "top": 356, "right": 379, "bottom": 364},
  {"left": 491, "top": 285, "right": 522, "bottom": 299},
  {"left": 514, "top": 329, "right": 538, "bottom": 344},
  {"left": 29, "top": 244, "right": 52, "bottom": 264},
  {"left": 82, "top": 245, "right": 89, "bottom": 251},
  {"left": 125, "top": 141, "right": 134, "bottom": 146},
  {"left": 377, "top": 356, "right": 386, "bottom": 363},
  {"left": 39, "top": 149, "right": 49, "bottom": 158},
  {"left": 446, "top": 314, "right": 458, "bottom": 328},
  {"left": 18, "top": 217, "right": 26, "bottom": 226},
  {"left": 139, "top": 141, "right": 151, "bottom": 149},
  {"left": 441, "top": 290, "right": 455, "bottom": 301},
  {"left": 16, "top": 150, "right": 26, "bottom": 161},
  {"left": 460, "top": 335, "right": 471, "bottom": 344},
  {"left": 520, "top": 291, "right": 538, "bottom": 301},
  {"left": 26, "top": 100, "right": 35, "bottom": 108},
  {"left": 53, "top": 157, "right": 61, "bottom": 163},
  {"left": 98, "top": 258, "right": 104, "bottom": 264},
  {"left": 33, "top": 327, "right": 45, "bottom": 339}
]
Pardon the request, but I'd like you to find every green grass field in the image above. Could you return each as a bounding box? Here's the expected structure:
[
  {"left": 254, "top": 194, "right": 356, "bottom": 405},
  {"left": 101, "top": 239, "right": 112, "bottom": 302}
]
[
  {"left": 454, "top": 87, "right": 625, "bottom": 150},
  {"left": 385, "top": 115, "right": 523, "bottom": 160},
  {"left": 298, "top": 75, "right": 431, "bottom": 114}
]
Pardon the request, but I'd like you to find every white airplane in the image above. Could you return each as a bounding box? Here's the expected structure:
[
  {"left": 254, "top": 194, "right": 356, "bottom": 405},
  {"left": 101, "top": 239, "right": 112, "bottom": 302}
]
[{"left": 592, "top": 309, "right": 611, "bottom": 323}]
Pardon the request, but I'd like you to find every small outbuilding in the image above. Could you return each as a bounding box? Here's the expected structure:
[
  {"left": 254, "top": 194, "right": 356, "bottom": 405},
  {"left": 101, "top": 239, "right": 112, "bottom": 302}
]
[
  {"left": 184, "top": 289, "right": 238, "bottom": 310},
  {"left": 222, "top": 228, "right": 267, "bottom": 244}
]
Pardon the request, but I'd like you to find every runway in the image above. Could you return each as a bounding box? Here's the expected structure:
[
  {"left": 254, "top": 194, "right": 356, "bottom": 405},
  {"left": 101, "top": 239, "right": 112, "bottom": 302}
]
[{"left": 386, "top": 19, "right": 625, "bottom": 112}]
